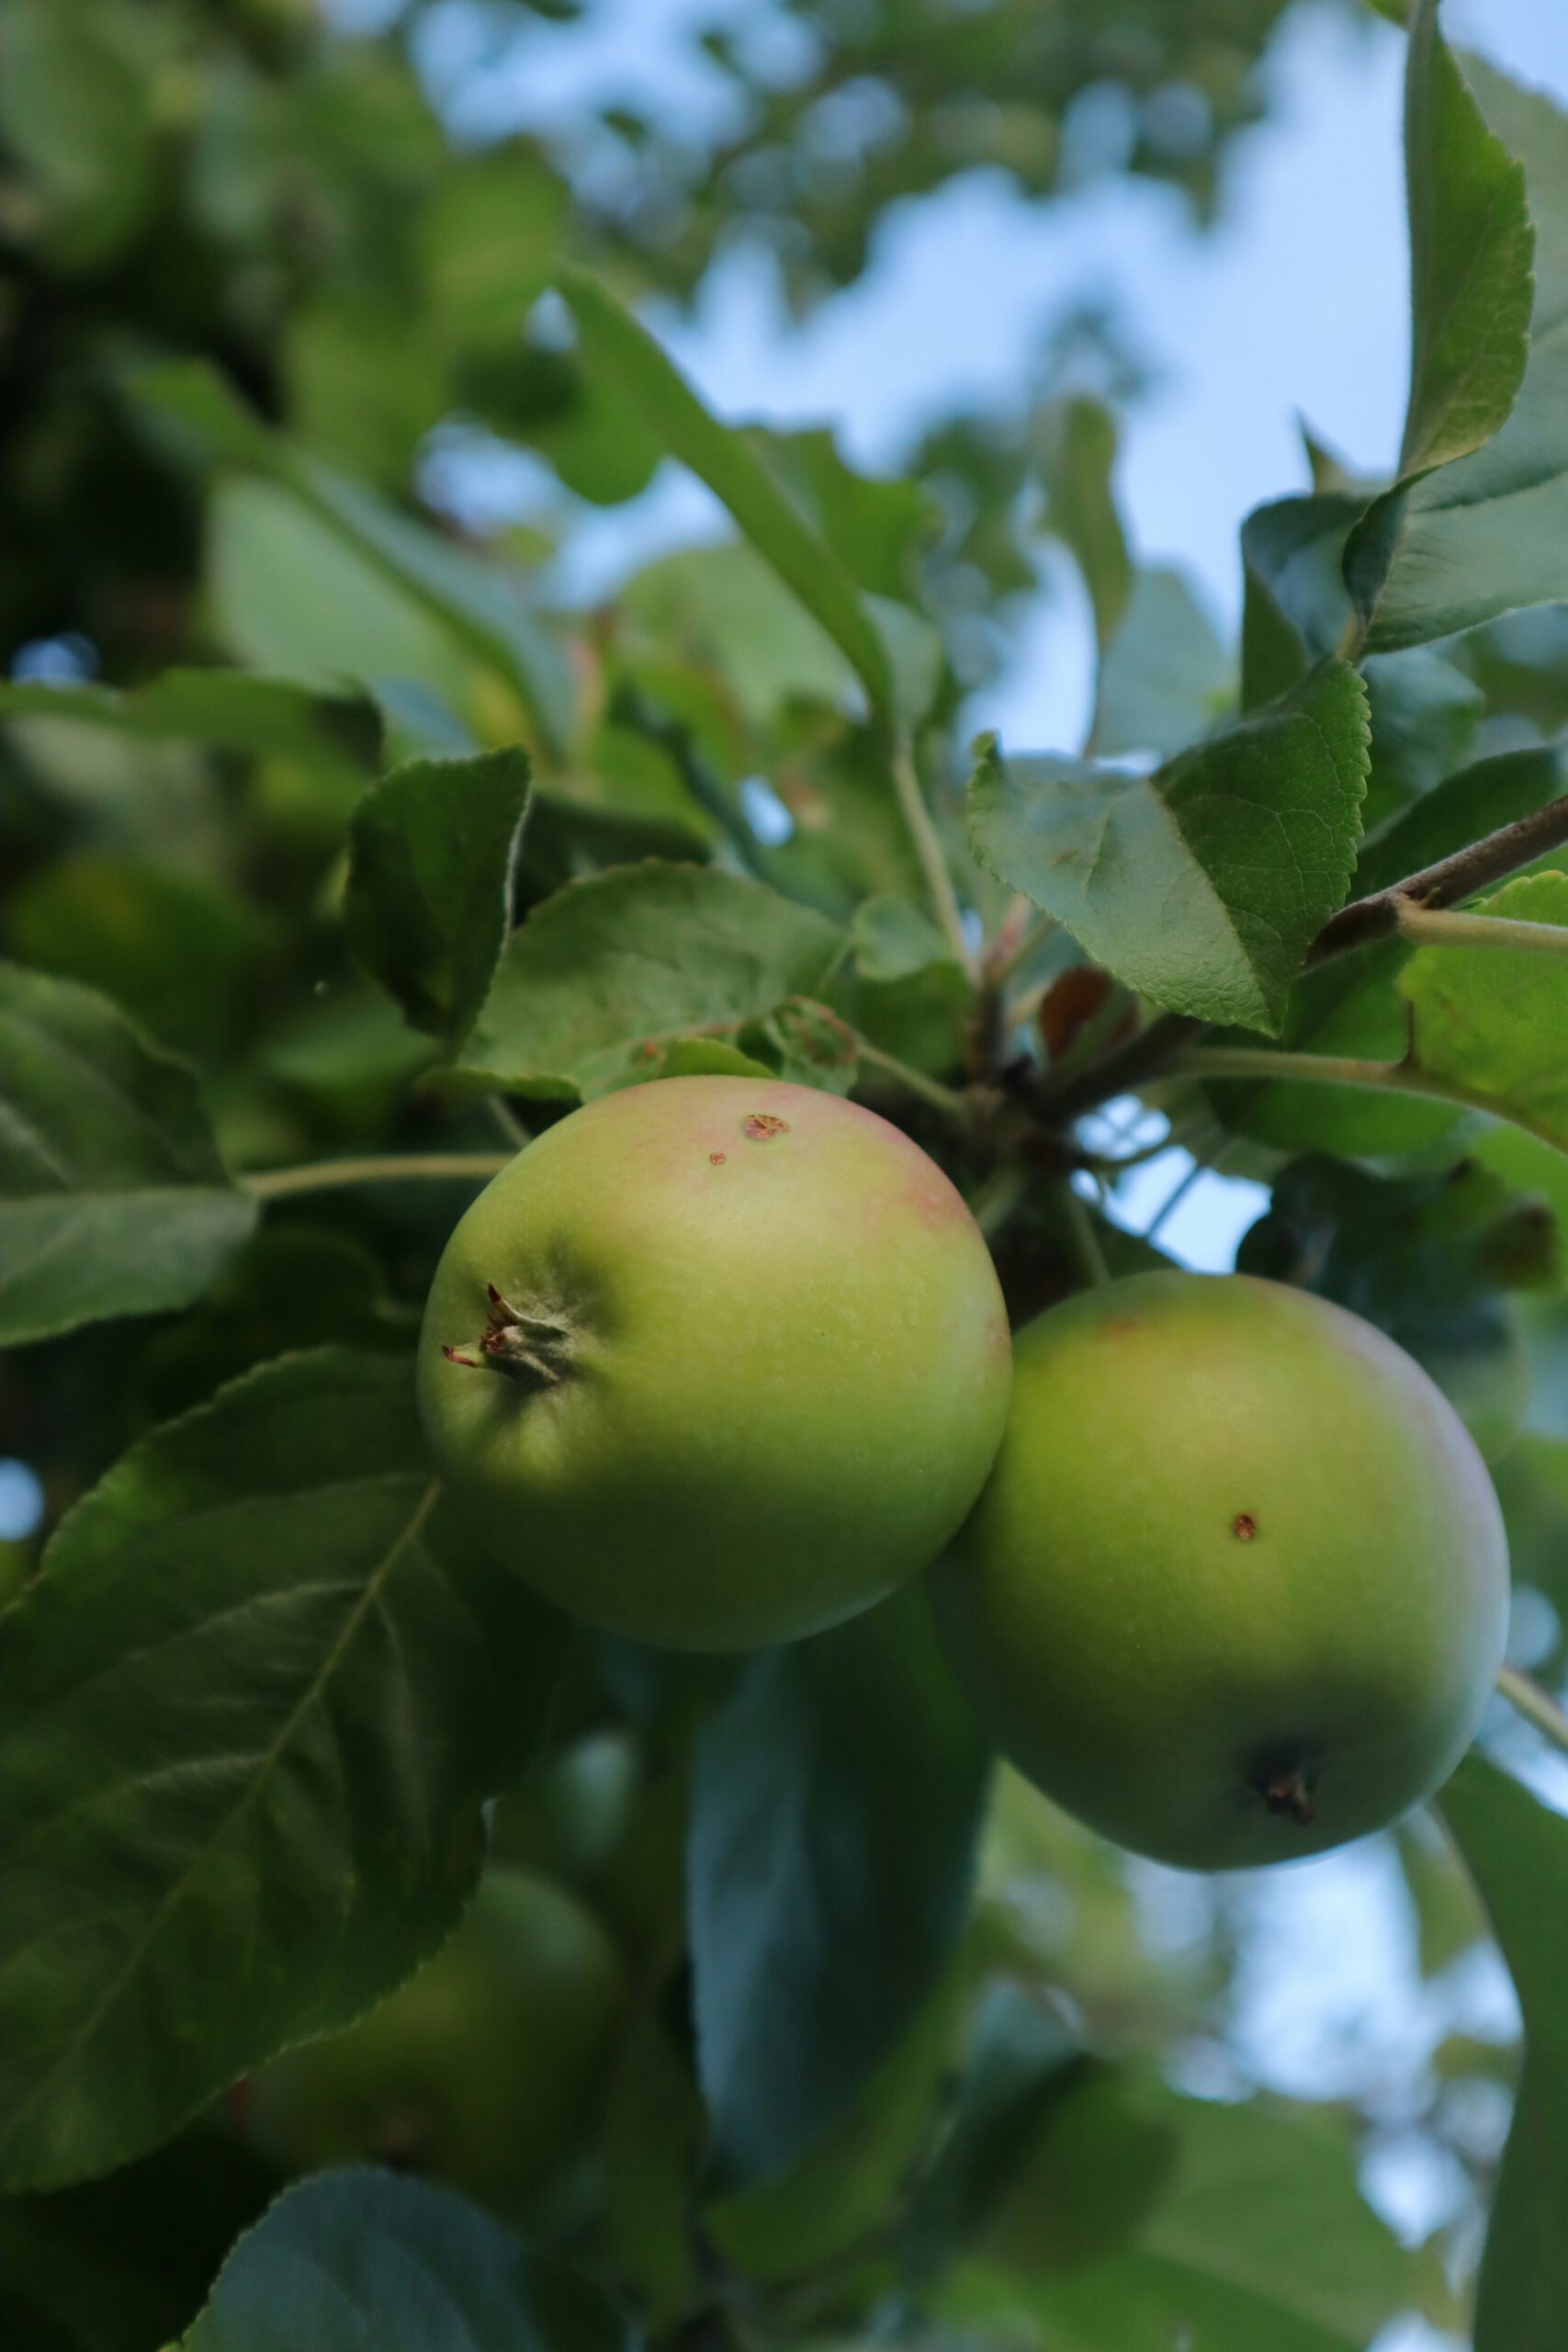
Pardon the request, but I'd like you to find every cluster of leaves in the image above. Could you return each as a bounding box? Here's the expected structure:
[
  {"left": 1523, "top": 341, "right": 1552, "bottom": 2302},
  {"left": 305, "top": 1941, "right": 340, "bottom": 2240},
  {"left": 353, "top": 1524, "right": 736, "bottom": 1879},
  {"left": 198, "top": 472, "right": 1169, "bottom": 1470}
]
[
  {"left": 0, "top": 0, "right": 1331, "bottom": 684},
  {"left": 3, "top": 2, "right": 1568, "bottom": 2349}
]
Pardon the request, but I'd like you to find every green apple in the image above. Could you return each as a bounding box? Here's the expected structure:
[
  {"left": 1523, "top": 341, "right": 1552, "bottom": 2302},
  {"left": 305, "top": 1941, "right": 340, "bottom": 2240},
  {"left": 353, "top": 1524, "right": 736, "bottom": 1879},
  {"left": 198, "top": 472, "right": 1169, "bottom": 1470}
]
[
  {"left": 418, "top": 1077, "right": 1011, "bottom": 1649},
  {"left": 935, "top": 1272, "right": 1509, "bottom": 1871},
  {"left": 247, "top": 1867, "right": 626, "bottom": 2208}
]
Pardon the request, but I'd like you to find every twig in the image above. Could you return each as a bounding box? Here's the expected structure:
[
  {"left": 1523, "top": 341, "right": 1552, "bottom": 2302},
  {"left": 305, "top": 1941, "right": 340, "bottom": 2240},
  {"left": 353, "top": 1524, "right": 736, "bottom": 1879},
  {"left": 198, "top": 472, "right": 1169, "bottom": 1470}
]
[
  {"left": 1028, "top": 789, "right": 1568, "bottom": 1120},
  {"left": 854, "top": 1037, "right": 970, "bottom": 1122},
  {"left": 1496, "top": 1666, "right": 1568, "bottom": 1759},
  {"left": 890, "top": 738, "right": 978, "bottom": 983},
  {"left": 1056, "top": 1181, "right": 1111, "bottom": 1288},
  {"left": 246, "top": 1153, "right": 510, "bottom": 1200}
]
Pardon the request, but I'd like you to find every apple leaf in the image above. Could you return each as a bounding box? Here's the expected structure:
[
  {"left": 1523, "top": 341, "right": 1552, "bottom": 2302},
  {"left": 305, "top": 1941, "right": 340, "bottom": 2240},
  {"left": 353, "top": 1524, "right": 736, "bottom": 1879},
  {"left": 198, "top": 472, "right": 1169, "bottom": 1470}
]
[
  {"left": 689, "top": 1586, "right": 988, "bottom": 2187},
  {"left": 134, "top": 361, "right": 573, "bottom": 754},
  {"left": 1349, "top": 57, "right": 1568, "bottom": 650},
  {"left": 1397, "top": 0, "right": 1533, "bottom": 478},
  {"left": 943, "top": 2078, "right": 1411, "bottom": 2352},
  {"left": 0, "top": 1351, "right": 569, "bottom": 2190},
  {"left": 967, "top": 662, "right": 1368, "bottom": 1034},
  {"left": 0, "top": 671, "right": 379, "bottom": 764},
  {"left": 1359, "top": 647, "right": 1484, "bottom": 834},
  {"left": 556, "top": 268, "right": 896, "bottom": 732},
  {"left": 179, "top": 2167, "right": 622, "bottom": 2352},
  {"left": 454, "top": 862, "right": 844, "bottom": 1100},
  {"left": 0, "top": 963, "right": 255, "bottom": 1346},
  {"left": 1239, "top": 493, "right": 1364, "bottom": 710},
  {"left": 344, "top": 748, "right": 532, "bottom": 1049},
  {"left": 1236, "top": 1155, "right": 1553, "bottom": 1456},
  {"left": 1440, "top": 1755, "right": 1568, "bottom": 2352},
  {"left": 1037, "top": 395, "right": 1131, "bottom": 653},
  {"left": 1399, "top": 871, "right": 1568, "bottom": 1152},
  {"left": 1092, "top": 567, "right": 1234, "bottom": 761},
  {"left": 1211, "top": 741, "right": 1568, "bottom": 1159}
]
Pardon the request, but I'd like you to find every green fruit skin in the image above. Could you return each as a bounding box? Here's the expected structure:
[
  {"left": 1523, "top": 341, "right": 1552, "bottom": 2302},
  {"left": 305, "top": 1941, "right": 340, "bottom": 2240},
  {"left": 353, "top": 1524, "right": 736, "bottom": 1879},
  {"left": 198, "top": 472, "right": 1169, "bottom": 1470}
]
[
  {"left": 248, "top": 1867, "right": 626, "bottom": 2209},
  {"left": 418, "top": 1077, "right": 1012, "bottom": 1649},
  {"left": 934, "top": 1272, "right": 1509, "bottom": 1871}
]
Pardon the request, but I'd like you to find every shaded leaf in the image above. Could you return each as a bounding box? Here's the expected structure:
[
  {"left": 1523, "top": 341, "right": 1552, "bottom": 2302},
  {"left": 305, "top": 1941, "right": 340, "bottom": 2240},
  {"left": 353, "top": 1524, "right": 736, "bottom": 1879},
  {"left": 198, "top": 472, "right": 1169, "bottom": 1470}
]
[
  {"left": 0, "top": 0, "right": 155, "bottom": 268},
  {"left": 0, "top": 672, "right": 379, "bottom": 765},
  {"left": 456, "top": 863, "right": 843, "bottom": 1100},
  {"left": 0, "top": 963, "right": 254, "bottom": 1347},
  {"left": 0, "top": 2117, "right": 280, "bottom": 2352},
  {"left": 942, "top": 2079, "right": 1410, "bottom": 2352},
  {"left": 1038, "top": 397, "right": 1131, "bottom": 654},
  {"left": 138, "top": 1228, "right": 413, "bottom": 1422},
  {"left": 0, "top": 1351, "right": 569, "bottom": 2189},
  {"left": 840, "top": 898, "right": 970, "bottom": 1079},
  {"left": 418, "top": 150, "right": 568, "bottom": 348},
  {"left": 1400, "top": 871, "right": 1568, "bottom": 1151},
  {"left": 689, "top": 1588, "right": 987, "bottom": 2187},
  {"left": 557, "top": 268, "right": 895, "bottom": 729},
  {"left": 344, "top": 748, "right": 531, "bottom": 1048},
  {"left": 705, "top": 1974, "right": 959, "bottom": 2283},
  {"left": 1092, "top": 567, "right": 1234, "bottom": 761},
  {"left": 1440, "top": 1756, "right": 1568, "bottom": 2352},
  {"left": 901, "top": 1980, "right": 1081, "bottom": 2276},
  {"left": 179, "top": 2166, "right": 621, "bottom": 2352},
  {"left": 756, "top": 424, "right": 937, "bottom": 605},
  {"left": 1236, "top": 1155, "right": 1555, "bottom": 1454},
  {"left": 968, "top": 662, "right": 1368, "bottom": 1034},
  {"left": 1360, "top": 648, "right": 1484, "bottom": 834},
  {"left": 1239, "top": 492, "right": 1364, "bottom": 710},
  {"left": 601, "top": 2004, "right": 706, "bottom": 2333},
  {"left": 6, "top": 857, "right": 277, "bottom": 1064},
  {"left": 136, "top": 363, "right": 572, "bottom": 754}
]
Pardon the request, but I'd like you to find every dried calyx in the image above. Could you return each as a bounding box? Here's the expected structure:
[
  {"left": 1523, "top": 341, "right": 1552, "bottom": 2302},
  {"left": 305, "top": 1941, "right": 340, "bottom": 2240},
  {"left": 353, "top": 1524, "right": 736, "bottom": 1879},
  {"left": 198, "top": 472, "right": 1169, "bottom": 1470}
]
[{"left": 443, "top": 1284, "right": 577, "bottom": 1388}]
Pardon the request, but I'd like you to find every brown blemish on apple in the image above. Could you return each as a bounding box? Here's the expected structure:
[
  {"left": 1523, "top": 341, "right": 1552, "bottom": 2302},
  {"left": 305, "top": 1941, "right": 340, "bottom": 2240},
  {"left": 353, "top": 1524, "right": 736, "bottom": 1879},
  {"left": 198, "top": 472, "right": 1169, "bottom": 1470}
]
[
  {"left": 742, "top": 1113, "right": 789, "bottom": 1141},
  {"left": 1233, "top": 1512, "right": 1258, "bottom": 1541},
  {"left": 709, "top": 1151, "right": 727, "bottom": 1165}
]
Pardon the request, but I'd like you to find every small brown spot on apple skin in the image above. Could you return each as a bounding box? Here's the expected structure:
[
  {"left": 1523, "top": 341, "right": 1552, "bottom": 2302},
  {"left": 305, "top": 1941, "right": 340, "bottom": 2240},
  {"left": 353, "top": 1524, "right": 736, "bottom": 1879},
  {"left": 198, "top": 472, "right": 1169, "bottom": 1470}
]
[
  {"left": 742, "top": 1113, "right": 789, "bottom": 1141},
  {"left": 709, "top": 1151, "right": 726, "bottom": 1165},
  {"left": 1233, "top": 1512, "right": 1258, "bottom": 1541},
  {"left": 1100, "top": 1315, "right": 1143, "bottom": 1339}
]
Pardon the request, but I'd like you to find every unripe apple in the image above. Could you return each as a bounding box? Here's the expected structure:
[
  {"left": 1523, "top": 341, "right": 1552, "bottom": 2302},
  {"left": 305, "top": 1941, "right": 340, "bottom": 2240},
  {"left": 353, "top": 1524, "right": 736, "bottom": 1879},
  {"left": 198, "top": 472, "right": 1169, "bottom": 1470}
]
[
  {"left": 247, "top": 1866, "right": 626, "bottom": 2209},
  {"left": 934, "top": 1272, "right": 1509, "bottom": 1871},
  {"left": 418, "top": 1077, "right": 1011, "bottom": 1649}
]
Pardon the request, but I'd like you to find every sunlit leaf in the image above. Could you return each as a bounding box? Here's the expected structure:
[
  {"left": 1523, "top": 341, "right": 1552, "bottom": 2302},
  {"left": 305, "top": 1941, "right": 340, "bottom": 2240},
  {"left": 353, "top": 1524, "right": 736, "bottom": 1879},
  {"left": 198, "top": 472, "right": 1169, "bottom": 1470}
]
[
  {"left": 1400, "top": 872, "right": 1568, "bottom": 1151},
  {"left": 456, "top": 863, "right": 843, "bottom": 1099},
  {"left": 968, "top": 662, "right": 1368, "bottom": 1034},
  {"left": 556, "top": 268, "right": 896, "bottom": 729}
]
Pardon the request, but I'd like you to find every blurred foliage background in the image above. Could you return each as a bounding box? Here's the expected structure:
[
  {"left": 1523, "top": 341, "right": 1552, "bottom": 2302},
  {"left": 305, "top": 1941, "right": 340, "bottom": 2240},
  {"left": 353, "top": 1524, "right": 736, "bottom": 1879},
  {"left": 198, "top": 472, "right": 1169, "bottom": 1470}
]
[{"left": 3, "top": 5, "right": 1567, "bottom": 2350}]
